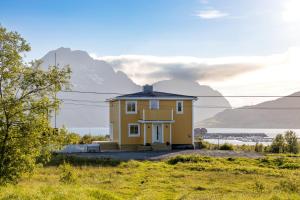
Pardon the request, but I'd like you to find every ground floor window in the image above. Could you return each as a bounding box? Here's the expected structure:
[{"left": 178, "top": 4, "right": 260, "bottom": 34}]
[{"left": 128, "top": 123, "right": 140, "bottom": 137}]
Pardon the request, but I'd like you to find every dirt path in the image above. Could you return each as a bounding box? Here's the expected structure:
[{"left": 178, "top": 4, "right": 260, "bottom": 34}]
[{"left": 69, "top": 150, "right": 264, "bottom": 161}]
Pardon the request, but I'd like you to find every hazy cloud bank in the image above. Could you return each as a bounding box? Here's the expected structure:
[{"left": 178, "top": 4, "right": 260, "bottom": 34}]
[{"left": 91, "top": 52, "right": 288, "bottom": 85}]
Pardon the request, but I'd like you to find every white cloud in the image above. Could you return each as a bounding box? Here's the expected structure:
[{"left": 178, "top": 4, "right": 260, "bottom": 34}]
[
  {"left": 282, "top": 0, "right": 300, "bottom": 23},
  {"left": 196, "top": 9, "right": 229, "bottom": 19},
  {"left": 91, "top": 52, "right": 286, "bottom": 86},
  {"left": 91, "top": 47, "right": 300, "bottom": 107}
]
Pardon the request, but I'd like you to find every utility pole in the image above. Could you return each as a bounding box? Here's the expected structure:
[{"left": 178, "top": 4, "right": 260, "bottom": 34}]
[{"left": 54, "top": 52, "right": 57, "bottom": 129}]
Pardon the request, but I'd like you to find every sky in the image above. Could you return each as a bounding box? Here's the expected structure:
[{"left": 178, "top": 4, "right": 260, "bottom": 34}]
[{"left": 1, "top": 0, "right": 300, "bottom": 106}]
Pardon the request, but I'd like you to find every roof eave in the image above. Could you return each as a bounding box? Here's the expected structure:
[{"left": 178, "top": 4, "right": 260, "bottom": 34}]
[{"left": 112, "top": 96, "right": 197, "bottom": 100}]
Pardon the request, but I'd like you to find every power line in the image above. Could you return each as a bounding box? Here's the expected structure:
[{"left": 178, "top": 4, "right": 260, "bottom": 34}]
[
  {"left": 61, "top": 90, "right": 123, "bottom": 95},
  {"left": 61, "top": 90, "right": 300, "bottom": 98},
  {"left": 59, "top": 98, "right": 107, "bottom": 103}
]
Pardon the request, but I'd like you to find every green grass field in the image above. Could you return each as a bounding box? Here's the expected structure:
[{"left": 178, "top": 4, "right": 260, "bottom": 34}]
[{"left": 1, "top": 154, "right": 300, "bottom": 200}]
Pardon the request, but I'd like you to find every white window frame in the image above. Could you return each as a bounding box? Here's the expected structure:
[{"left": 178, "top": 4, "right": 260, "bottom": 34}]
[
  {"left": 126, "top": 101, "right": 137, "bottom": 114},
  {"left": 176, "top": 101, "right": 184, "bottom": 114},
  {"left": 149, "top": 100, "right": 159, "bottom": 110},
  {"left": 128, "top": 123, "right": 140, "bottom": 137}
]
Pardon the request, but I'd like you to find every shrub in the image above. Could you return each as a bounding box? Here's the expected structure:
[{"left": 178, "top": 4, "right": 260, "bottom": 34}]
[
  {"left": 255, "top": 143, "right": 264, "bottom": 152},
  {"left": 48, "top": 154, "right": 120, "bottom": 167},
  {"left": 254, "top": 181, "right": 265, "bottom": 193},
  {"left": 167, "top": 155, "right": 211, "bottom": 165},
  {"left": 276, "top": 180, "right": 299, "bottom": 192},
  {"left": 284, "top": 131, "right": 299, "bottom": 154},
  {"left": 270, "top": 134, "right": 285, "bottom": 153},
  {"left": 79, "top": 134, "right": 107, "bottom": 144},
  {"left": 279, "top": 163, "right": 300, "bottom": 169},
  {"left": 219, "top": 143, "right": 233, "bottom": 150},
  {"left": 59, "top": 163, "right": 78, "bottom": 184},
  {"left": 90, "top": 190, "right": 122, "bottom": 200}
]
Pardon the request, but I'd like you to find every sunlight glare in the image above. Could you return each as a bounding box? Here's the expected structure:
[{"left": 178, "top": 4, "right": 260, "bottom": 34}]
[{"left": 282, "top": 0, "right": 300, "bottom": 22}]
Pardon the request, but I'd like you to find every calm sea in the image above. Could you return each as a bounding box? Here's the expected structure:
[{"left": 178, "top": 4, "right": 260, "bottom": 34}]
[{"left": 67, "top": 127, "right": 300, "bottom": 145}]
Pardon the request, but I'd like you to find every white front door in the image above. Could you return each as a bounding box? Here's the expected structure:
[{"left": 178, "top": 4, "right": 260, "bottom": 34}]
[{"left": 152, "top": 124, "right": 163, "bottom": 143}]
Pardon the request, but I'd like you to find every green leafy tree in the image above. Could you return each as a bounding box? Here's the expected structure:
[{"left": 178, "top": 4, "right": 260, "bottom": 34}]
[
  {"left": 0, "top": 26, "right": 71, "bottom": 184},
  {"left": 254, "top": 143, "right": 264, "bottom": 153},
  {"left": 56, "top": 127, "right": 81, "bottom": 146},
  {"left": 79, "top": 134, "right": 107, "bottom": 144},
  {"left": 270, "top": 134, "right": 286, "bottom": 153},
  {"left": 284, "top": 130, "right": 299, "bottom": 154}
]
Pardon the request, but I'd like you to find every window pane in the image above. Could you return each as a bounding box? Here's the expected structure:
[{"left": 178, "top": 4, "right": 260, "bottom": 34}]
[
  {"left": 150, "top": 100, "right": 159, "bottom": 109},
  {"left": 130, "top": 125, "right": 139, "bottom": 135},
  {"left": 127, "top": 102, "right": 136, "bottom": 112},
  {"left": 177, "top": 102, "right": 183, "bottom": 112}
]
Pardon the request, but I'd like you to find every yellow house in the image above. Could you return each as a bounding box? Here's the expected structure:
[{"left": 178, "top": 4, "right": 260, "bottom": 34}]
[{"left": 108, "top": 85, "right": 197, "bottom": 151}]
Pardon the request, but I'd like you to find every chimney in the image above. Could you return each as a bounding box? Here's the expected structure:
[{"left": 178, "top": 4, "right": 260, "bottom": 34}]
[{"left": 143, "top": 84, "right": 153, "bottom": 93}]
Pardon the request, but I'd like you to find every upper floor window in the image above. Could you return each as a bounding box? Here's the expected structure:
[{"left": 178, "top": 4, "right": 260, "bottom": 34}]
[
  {"left": 126, "top": 101, "right": 137, "bottom": 114},
  {"left": 149, "top": 100, "right": 159, "bottom": 110},
  {"left": 176, "top": 101, "right": 183, "bottom": 114}
]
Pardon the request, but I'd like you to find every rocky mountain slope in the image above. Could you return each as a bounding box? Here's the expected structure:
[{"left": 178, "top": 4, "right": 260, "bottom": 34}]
[{"left": 198, "top": 92, "right": 300, "bottom": 128}]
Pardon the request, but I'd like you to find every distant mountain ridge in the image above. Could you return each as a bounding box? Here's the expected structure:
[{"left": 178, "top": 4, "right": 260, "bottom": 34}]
[
  {"left": 198, "top": 92, "right": 300, "bottom": 128},
  {"left": 41, "top": 47, "right": 231, "bottom": 127}
]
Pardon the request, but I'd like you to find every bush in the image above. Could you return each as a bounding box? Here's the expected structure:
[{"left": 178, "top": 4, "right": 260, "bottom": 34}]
[
  {"left": 255, "top": 143, "right": 264, "bottom": 152},
  {"left": 79, "top": 134, "right": 107, "bottom": 144},
  {"left": 269, "top": 131, "right": 299, "bottom": 154},
  {"left": 90, "top": 190, "right": 122, "bottom": 200},
  {"left": 167, "top": 155, "right": 211, "bottom": 165},
  {"left": 219, "top": 143, "right": 233, "bottom": 150},
  {"left": 48, "top": 154, "right": 120, "bottom": 167},
  {"left": 59, "top": 163, "right": 78, "bottom": 184},
  {"left": 284, "top": 131, "right": 299, "bottom": 154},
  {"left": 254, "top": 181, "right": 265, "bottom": 193},
  {"left": 276, "top": 180, "right": 299, "bottom": 192}
]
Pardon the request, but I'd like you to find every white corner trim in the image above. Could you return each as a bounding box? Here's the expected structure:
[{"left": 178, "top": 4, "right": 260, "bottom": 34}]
[
  {"left": 118, "top": 100, "right": 121, "bottom": 145},
  {"left": 192, "top": 100, "right": 195, "bottom": 148},
  {"left": 162, "top": 124, "right": 164, "bottom": 143},
  {"left": 109, "top": 123, "right": 113, "bottom": 142},
  {"left": 144, "top": 124, "right": 146, "bottom": 145},
  {"left": 176, "top": 100, "right": 184, "bottom": 114},
  {"left": 128, "top": 123, "right": 140, "bottom": 137},
  {"left": 170, "top": 123, "right": 172, "bottom": 145},
  {"left": 125, "top": 100, "right": 137, "bottom": 114}
]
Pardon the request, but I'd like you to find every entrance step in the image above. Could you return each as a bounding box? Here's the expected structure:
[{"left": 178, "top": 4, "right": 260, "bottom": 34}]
[{"left": 151, "top": 143, "right": 171, "bottom": 151}]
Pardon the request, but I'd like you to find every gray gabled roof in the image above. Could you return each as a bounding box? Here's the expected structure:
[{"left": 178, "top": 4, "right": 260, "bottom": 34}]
[{"left": 112, "top": 91, "right": 197, "bottom": 100}]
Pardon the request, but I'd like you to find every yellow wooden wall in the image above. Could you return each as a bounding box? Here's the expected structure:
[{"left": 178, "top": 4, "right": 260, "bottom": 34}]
[{"left": 109, "top": 99, "right": 193, "bottom": 145}]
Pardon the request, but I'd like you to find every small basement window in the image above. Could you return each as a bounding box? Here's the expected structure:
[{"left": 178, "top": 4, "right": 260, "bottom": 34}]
[
  {"left": 176, "top": 101, "right": 183, "bottom": 114},
  {"left": 149, "top": 100, "right": 159, "bottom": 110},
  {"left": 126, "top": 101, "right": 137, "bottom": 114},
  {"left": 128, "top": 124, "right": 140, "bottom": 137}
]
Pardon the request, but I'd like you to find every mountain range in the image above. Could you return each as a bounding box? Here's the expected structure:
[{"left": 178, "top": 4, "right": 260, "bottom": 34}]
[
  {"left": 41, "top": 47, "right": 231, "bottom": 127},
  {"left": 198, "top": 92, "right": 300, "bottom": 128}
]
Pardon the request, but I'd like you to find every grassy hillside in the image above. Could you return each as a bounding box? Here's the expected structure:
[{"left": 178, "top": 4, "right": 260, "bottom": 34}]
[{"left": 1, "top": 155, "right": 300, "bottom": 200}]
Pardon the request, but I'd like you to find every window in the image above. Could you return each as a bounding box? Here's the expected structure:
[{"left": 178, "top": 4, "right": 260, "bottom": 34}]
[
  {"left": 176, "top": 101, "right": 183, "bottom": 114},
  {"left": 149, "top": 100, "right": 159, "bottom": 110},
  {"left": 128, "top": 124, "right": 140, "bottom": 137},
  {"left": 126, "top": 101, "right": 137, "bottom": 114}
]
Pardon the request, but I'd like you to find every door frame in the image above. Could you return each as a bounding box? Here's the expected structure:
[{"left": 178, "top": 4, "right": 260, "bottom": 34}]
[{"left": 152, "top": 123, "right": 164, "bottom": 143}]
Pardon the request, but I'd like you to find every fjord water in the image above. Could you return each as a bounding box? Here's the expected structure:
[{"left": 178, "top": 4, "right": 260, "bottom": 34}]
[{"left": 67, "top": 127, "right": 300, "bottom": 145}]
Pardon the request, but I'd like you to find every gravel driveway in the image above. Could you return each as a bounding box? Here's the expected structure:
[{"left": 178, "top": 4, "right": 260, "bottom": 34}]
[{"left": 69, "top": 150, "right": 263, "bottom": 161}]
